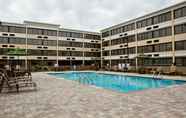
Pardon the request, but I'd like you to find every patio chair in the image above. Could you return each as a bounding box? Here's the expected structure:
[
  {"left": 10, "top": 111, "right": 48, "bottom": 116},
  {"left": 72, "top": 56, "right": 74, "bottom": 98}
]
[
  {"left": 0, "top": 71, "right": 37, "bottom": 93},
  {"left": 0, "top": 69, "right": 32, "bottom": 82}
]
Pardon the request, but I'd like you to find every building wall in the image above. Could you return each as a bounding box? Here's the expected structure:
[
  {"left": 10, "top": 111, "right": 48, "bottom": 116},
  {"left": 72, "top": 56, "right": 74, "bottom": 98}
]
[
  {"left": 0, "top": 2, "right": 185, "bottom": 73},
  {"left": 101, "top": 2, "right": 186, "bottom": 73},
  {"left": 0, "top": 21, "right": 101, "bottom": 70}
]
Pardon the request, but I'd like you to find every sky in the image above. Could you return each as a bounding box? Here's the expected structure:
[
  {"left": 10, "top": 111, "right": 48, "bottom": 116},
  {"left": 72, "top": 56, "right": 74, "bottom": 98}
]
[{"left": 0, "top": 0, "right": 185, "bottom": 32}]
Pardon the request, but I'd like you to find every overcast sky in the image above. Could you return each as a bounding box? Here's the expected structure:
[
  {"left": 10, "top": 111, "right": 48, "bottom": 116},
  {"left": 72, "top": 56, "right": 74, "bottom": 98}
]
[{"left": 0, "top": 0, "right": 185, "bottom": 31}]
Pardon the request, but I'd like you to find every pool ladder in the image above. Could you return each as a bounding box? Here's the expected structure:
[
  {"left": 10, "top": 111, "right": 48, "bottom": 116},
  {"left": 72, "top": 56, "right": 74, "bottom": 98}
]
[{"left": 153, "top": 71, "right": 162, "bottom": 79}]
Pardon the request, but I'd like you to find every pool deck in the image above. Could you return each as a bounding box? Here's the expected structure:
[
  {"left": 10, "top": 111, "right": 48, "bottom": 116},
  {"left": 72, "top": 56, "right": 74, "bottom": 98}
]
[{"left": 1, "top": 71, "right": 186, "bottom": 118}]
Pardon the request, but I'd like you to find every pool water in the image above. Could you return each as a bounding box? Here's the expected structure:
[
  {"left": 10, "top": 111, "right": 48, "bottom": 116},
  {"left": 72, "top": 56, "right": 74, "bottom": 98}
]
[{"left": 48, "top": 72, "right": 186, "bottom": 93}]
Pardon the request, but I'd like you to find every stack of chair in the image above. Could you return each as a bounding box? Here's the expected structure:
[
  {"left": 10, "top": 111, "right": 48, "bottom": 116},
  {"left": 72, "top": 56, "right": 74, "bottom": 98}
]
[{"left": 0, "top": 69, "right": 37, "bottom": 93}]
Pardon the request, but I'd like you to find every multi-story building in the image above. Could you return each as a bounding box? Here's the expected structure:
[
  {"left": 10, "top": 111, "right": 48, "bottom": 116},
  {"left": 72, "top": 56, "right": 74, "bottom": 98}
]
[
  {"left": 0, "top": 1, "right": 185, "bottom": 72},
  {"left": 0, "top": 21, "right": 101, "bottom": 71},
  {"left": 101, "top": 1, "right": 186, "bottom": 72}
]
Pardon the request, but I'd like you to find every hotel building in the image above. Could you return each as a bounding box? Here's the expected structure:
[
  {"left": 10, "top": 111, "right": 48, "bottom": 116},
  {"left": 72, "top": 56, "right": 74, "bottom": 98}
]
[
  {"left": 0, "top": 21, "right": 101, "bottom": 70},
  {"left": 101, "top": 1, "right": 186, "bottom": 73},
  {"left": 0, "top": 1, "right": 186, "bottom": 72}
]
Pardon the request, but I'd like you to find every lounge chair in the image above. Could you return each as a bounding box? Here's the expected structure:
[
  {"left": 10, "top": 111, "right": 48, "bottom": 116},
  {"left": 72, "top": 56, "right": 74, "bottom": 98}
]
[
  {"left": 0, "top": 69, "right": 32, "bottom": 82},
  {"left": 0, "top": 71, "right": 37, "bottom": 93}
]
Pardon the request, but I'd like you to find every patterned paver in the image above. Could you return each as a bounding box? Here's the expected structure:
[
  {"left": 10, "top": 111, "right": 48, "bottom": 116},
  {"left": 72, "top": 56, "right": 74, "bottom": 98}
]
[{"left": 0, "top": 72, "right": 186, "bottom": 118}]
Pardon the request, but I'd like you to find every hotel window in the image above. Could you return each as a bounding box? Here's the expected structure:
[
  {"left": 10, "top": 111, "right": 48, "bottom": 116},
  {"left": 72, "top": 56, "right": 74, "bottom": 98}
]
[
  {"left": 84, "top": 34, "right": 101, "bottom": 40},
  {"left": 9, "top": 38, "right": 26, "bottom": 44},
  {"left": 28, "top": 28, "right": 43, "bottom": 35},
  {"left": 0, "top": 37, "right": 8, "bottom": 44},
  {"left": 137, "top": 12, "right": 171, "bottom": 29},
  {"left": 85, "top": 52, "right": 100, "bottom": 57},
  {"left": 158, "top": 12, "right": 171, "bottom": 23},
  {"left": 102, "top": 51, "right": 109, "bottom": 56},
  {"left": 153, "top": 16, "right": 159, "bottom": 24},
  {"left": 174, "top": 23, "right": 186, "bottom": 34},
  {"left": 9, "top": 26, "right": 26, "bottom": 33},
  {"left": 43, "top": 50, "right": 57, "bottom": 56},
  {"left": 15, "top": 27, "right": 26, "bottom": 33},
  {"left": 129, "top": 47, "right": 136, "bottom": 54},
  {"left": 165, "top": 43, "right": 172, "bottom": 51},
  {"left": 9, "top": 26, "right": 16, "bottom": 33},
  {"left": 27, "top": 39, "right": 42, "bottom": 45},
  {"left": 174, "top": 6, "right": 186, "bottom": 19},
  {"left": 153, "top": 30, "right": 159, "bottom": 38},
  {"left": 122, "top": 23, "right": 135, "bottom": 32},
  {"left": 102, "top": 31, "right": 110, "bottom": 38},
  {"left": 43, "top": 40, "right": 57, "bottom": 46},
  {"left": 58, "top": 41, "right": 71, "bottom": 47},
  {"left": 160, "top": 27, "right": 172, "bottom": 36},
  {"left": 28, "top": 50, "right": 42, "bottom": 56},
  {"left": 71, "top": 51, "right": 83, "bottom": 57},
  {"left": 71, "top": 42, "right": 83, "bottom": 47},
  {"left": 137, "top": 27, "right": 172, "bottom": 41},
  {"left": 0, "top": 25, "right": 8, "bottom": 32},
  {"left": 0, "top": 48, "right": 9, "bottom": 55},
  {"left": 43, "top": 30, "right": 57, "bottom": 36},
  {"left": 176, "top": 57, "right": 186, "bottom": 66},
  {"left": 137, "top": 47, "right": 144, "bottom": 53},
  {"left": 146, "top": 18, "right": 153, "bottom": 26},
  {"left": 61, "top": 51, "right": 71, "bottom": 56},
  {"left": 102, "top": 41, "right": 109, "bottom": 47},
  {"left": 175, "top": 41, "right": 186, "bottom": 50},
  {"left": 154, "top": 45, "right": 160, "bottom": 52},
  {"left": 71, "top": 32, "right": 83, "bottom": 38},
  {"left": 84, "top": 43, "right": 100, "bottom": 48}
]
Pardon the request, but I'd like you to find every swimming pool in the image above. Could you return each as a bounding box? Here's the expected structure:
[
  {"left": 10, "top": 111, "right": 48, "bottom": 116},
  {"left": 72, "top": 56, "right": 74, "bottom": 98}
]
[{"left": 48, "top": 72, "right": 186, "bottom": 93}]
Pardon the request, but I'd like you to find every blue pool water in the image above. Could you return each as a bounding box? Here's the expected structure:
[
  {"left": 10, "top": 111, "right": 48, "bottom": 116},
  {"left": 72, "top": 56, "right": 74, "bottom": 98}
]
[{"left": 48, "top": 72, "right": 186, "bottom": 93}]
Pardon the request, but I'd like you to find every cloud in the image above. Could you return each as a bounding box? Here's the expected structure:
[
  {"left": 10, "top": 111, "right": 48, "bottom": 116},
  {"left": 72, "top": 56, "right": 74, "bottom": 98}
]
[{"left": 0, "top": 0, "right": 185, "bottom": 32}]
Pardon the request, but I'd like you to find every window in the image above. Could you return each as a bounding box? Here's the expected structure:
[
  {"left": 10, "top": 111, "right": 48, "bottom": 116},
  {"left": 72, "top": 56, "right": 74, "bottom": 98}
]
[
  {"left": 0, "top": 48, "right": 9, "bottom": 55},
  {"left": 85, "top": 52, "right": 100, "bottom": 57},
  {"left": 27, "top": 50, "right": 42, "bottom": 56},
  {"left": 174, "top": 6, "right": 186, "bottom": 19},
  {"left": 71, "top": 32, "right": 83, "bottom": 38},
  {"left": 84, "top": 43, "right": 100, "bottom": 48},
  {"left": 111, "top": 35, "right": 135, "bottom": 46},
  {"left": 0, "top": 37, "right": 8, "bottom": 44},
  {"left": 9, "top": 38, "right": 26, "bottom": 44},
  {"left": 60, "top": 51, "right": 71, "bottom": 56},
  {"left": 138, "top": 27, "right": 172, "bottom": 41},
  {"left": 71, "top": 42, "right": 83, "bottom": 47},
  {"left": 0, "top": 25, "right": 8, "bottom": 32},
  {"left": 103, "top": 51, "right": 109, "bottom": 56},
  {"left": 71, "top": 51, "right": 83, "bottom": 57},
  {"left": 137, "top": 11, "right": 171, "bottom": 29},
  {"left": 58, "top": 41, "right": 71, "bottom": 47},
  {"left": 84, "top": 34, "right": 101, "bottom": 40},
  {"left": 9, "top": 26, "right": 16, "bottom": 33},
  {"left": 27, "top": 39, "right": 42, "bottom": 45},
  {"left": 102, "top": 31, "right": 110, "bottom": 38},
  {"left": 176, "top": 57, "right": 186, "bottom": 66},
  {"left": 43, "top": 50, "right": 57, "bottom": 56},
  {"left": 153, "top": 30, "right": 159, "bottom": 38},
  {"left": 174, "top": 23, "right": 186, "bottom": 34},
  {"left": 43, "top": 40, "right": 57, "bottom": 46},
  {"left": 175, "top": 40, "right": 186, "bottom": 50},
  {"left": 102, "top": 41, "right": 109, "bottom": 47},
  {"left": 153, "top": 16, "right": 159, "bottom": 24},
  {"left": 43, "top": 30, "right": 57, "bottom": 36},
  {"left": 28, "top": 28, "right": 43, "bottom": 35}
]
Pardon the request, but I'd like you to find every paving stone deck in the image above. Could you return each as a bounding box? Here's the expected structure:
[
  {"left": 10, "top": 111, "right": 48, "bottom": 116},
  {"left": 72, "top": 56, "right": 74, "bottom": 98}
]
[{"left": 0, "top": 72, "right": 186, "bottom": 118}]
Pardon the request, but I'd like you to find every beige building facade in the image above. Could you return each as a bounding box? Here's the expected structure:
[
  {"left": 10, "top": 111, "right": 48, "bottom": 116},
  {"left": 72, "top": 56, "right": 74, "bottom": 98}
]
[{"left": 101, "top": 1, "right": 186, "bottom": 73}]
